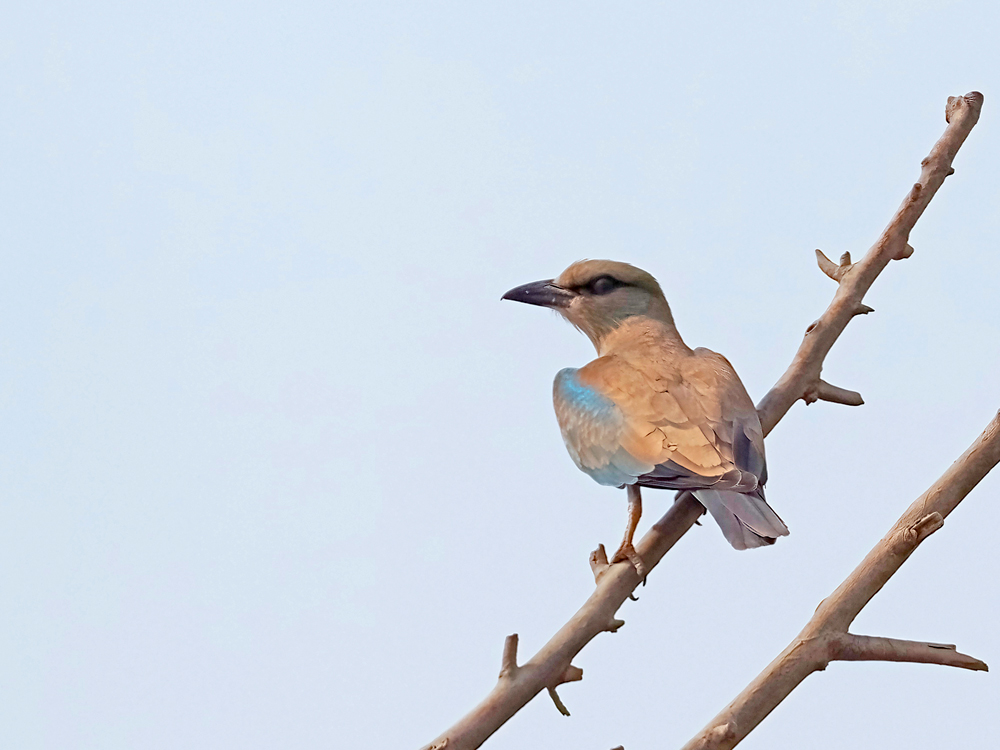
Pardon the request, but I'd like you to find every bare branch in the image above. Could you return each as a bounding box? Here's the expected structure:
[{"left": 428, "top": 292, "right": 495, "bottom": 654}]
[
  {"left": 418, "top": 91, "right": 984, "bottom": 750},
  {"left": 682, "top": 410, "right": 1000, "bottom": 750},
  {"left": 829, "top": 634, "right": 987, "bottom": 672},
  {"left": 758, "top": 91, "right": 983, "bottom": 433},
  {"left": 418, "top": 495, "right": 705, "bottom": 750}
]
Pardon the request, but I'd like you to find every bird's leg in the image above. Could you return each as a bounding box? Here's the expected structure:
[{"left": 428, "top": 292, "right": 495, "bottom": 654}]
[{"left": 610, "top": 485, "right": 646, "bottom": 578}]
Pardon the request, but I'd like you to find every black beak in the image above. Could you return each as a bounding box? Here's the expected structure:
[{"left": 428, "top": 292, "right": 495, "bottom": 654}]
[{"left": 501, "top": 279, "right": 575, "bottom": 309}]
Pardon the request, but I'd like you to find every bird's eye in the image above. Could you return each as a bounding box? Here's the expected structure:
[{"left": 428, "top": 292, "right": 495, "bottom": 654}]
[{"left": 589, "top": 276, "right": 619, "bottom": 295}]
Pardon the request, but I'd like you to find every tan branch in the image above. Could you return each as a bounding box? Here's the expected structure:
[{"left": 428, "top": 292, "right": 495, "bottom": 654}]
[
  {"left": 418, "top": 91, "right": 983, "bottom": 750},
  {"left": 829, "top": 634, "right": 987, "bottom": 672},
  {"left": 418, "top": 497, "right": 705, "bottom": 750},
  {"left": 803, "top": 379, "right": 863, "bottom": 406},
  {"left": 682, "top": 410, "right": 1000, "bottom": 750},
  {"left": 757, "top": 91, "right": 982, "bottom": 434}
]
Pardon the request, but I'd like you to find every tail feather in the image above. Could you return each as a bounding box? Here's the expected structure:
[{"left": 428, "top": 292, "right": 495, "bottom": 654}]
[{"left": 694, "top": 489, "right": 789, "bottom": 550}]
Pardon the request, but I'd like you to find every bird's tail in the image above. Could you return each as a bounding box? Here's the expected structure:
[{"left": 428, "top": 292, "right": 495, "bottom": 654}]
[{"left": 693, "top": 489, "right": 789, "bottom": 550}]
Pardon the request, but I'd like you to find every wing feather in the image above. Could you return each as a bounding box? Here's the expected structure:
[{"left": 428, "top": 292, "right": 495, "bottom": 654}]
[
  {"left": 553, "top": 349, "right": 769, "bottom": 494},
  {"left": 553, "top": 367, "right": 655, "bottom": 487}
]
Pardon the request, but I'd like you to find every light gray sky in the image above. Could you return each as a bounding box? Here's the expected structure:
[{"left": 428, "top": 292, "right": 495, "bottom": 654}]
[{"left": 2, "top": 2, "right": 999, "bottom": 749}]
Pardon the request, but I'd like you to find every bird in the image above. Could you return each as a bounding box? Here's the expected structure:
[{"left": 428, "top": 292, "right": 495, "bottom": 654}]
[{"left": 502, "top": 260, "right": 788, "bottom": 576}]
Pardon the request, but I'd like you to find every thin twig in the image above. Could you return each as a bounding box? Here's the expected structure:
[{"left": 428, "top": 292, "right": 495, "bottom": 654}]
[{"left": 830, "top": 634, "right": 987, "bottom": 671}]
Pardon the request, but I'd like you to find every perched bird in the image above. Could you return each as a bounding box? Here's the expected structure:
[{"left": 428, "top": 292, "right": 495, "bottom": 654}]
[{"left": 502, "top": 260, "right": 788, "bottom": 575}]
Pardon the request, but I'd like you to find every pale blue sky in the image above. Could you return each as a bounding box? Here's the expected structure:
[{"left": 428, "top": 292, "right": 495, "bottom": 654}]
[{"left": 2, "top": 2, "right": 999, "bottom": 749}]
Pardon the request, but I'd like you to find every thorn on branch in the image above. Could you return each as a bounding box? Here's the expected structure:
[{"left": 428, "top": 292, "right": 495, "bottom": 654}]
[
  {"left": 815, "top": 249, "right": 854, "bottom": 282},
  {"left": 607, "top": 617, "right": 625, "bottom": 633},
  {"left": 803, "top": 379, "right": 864, "bottom": 406},
  {"left": 892, "top": 242, "right": 915, "bottom": 261},
  {"left": 853, "top": 303, "right": 875, "bottom": 317},
  {"left": 499, "top": 634, "right": 519, "bottom": 679},
  {"left": 590, "top": 544, "right": 610, "bottom": 583},
  {"left": 547, "top": 686, "right": 571, "bottom": 716},
  {"left": 557, "top": 664, "right": 584, "bottom": 685},
  {"left": 548, "top": 664, "right": 583, "bottom": 716}
]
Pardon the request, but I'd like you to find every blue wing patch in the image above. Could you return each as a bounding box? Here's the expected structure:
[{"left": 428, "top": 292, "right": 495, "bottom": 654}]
[{"left": 552, "top": 368, "right": 654, "bottom": 487}]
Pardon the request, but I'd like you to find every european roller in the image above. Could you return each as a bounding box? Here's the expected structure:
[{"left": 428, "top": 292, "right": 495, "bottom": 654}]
[{"left": 503, "top": 260, "right": 788, "bottom": 575}]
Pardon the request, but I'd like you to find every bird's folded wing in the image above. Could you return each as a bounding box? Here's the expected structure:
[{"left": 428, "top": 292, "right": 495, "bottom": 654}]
[
  {"left": 554, "top": 351, "right": 767, "bottom": 491},
  {"left": 675, "top": 349, "right": 767, "bottom": 484}
]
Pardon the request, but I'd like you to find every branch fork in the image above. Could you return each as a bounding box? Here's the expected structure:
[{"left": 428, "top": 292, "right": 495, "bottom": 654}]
[
  {"left": 815, "top": 249, "right": 855, "bottom": 282},
  {"left": 546, "top": 665, "right": 584, "bottom": 716},
  {"left": 495, "top": 633, "right": 586, "bottom": 717},
  {"left": 684, "top": 410, "right": 999, "bottom": 750}
]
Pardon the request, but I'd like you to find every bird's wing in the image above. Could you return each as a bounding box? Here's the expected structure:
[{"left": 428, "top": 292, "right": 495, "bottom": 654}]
[
  {"left": 669, "top": 350, "right": 785, "bottom": 543},
  {"left": 668, "top": 348, "right": 767, "bottom": 486},
  {"left": 554, "top": 353, "right": 736, "bottom": 488},
  {"left": 554, "top": 351, "right": 766, "bottom": 491},
  {"left": 552, "top": 365, "right": 656, "bottom": 487}
]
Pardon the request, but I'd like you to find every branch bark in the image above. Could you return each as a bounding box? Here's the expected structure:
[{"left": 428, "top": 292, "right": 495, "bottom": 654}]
[
  {"left": 682, "top": 411, "right": 998, "bottom": 750},
  {"left": 756, "top": 91, "right": 983, "bottom": 433},
  {"left": 418, "top": 91, "right": 984, "bottom": 750}
]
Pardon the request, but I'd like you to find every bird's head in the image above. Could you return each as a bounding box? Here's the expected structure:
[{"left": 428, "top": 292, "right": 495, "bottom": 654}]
[{"left": 502, "top": 259, "right": 675, "bottom": 350}]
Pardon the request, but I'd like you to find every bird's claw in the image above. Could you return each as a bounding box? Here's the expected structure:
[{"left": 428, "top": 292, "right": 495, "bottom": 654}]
[{"left": 610, "top": 542, "right": 646, "bottom": 580}]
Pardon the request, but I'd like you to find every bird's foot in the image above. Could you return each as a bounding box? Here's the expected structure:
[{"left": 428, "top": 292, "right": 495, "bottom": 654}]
[{"left": 610, "top": 542, "right": 646, "bottom": 580}]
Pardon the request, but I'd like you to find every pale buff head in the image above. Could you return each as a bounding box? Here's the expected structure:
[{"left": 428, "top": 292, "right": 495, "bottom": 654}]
[{"left": 503, "top": 259, "right": 676, "bottom": 349}]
